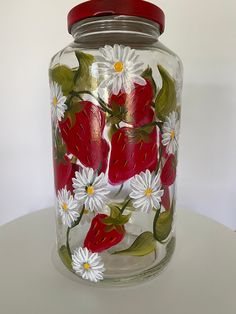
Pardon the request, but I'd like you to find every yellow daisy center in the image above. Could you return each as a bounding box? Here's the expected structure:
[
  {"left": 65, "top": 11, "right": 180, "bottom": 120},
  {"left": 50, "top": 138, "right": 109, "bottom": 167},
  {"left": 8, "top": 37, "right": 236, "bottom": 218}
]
[
  {"left": 145, "top": 188, "right": 153, "bottom": 197},
  {"left": 83, "top": 263, "right": 91, "bottom": 270},
  {"left": 52, "top": 96, "right": 58, "bottom": 106},
  {"left": 62, "top": 203, "right": 69, "bottom": 212},
  {"left": 87, "top": 186, "right": 95, "bottom": 196},
  {"left": 170, "top": 130, "right": 175, "bottom": 140},
  {"left": 114, "top": 61, "right": 124, "bottom": 73}
]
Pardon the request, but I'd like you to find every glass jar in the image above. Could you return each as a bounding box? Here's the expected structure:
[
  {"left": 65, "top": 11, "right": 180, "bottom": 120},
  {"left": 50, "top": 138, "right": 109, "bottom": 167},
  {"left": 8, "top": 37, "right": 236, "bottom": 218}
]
[{"left": 49, "top": 0, "right": 183, "bottom": 286}]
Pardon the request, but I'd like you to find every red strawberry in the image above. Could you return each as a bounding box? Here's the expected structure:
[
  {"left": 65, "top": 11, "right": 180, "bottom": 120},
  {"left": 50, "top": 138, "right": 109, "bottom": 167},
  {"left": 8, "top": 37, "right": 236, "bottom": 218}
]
[
  {"left": 84, "top": 214, "right": 125, "bottom": 253},
  {"left": 108, "top": 79, "right": 154, "bottom": 127},
  {"left": 53, "top": 156, "right": 80, "bottom": 192},
  {"left": 161, "top": 154, "right": 177, "bottom": 186},
  {"left": 108, "top": 125, "right": 158, "bottom": 185},
  {"left": 59, "top": 101, "right": 109, "bottom": 173},
  {"left": 161, "top": 185, "right": 170, "bottom": 210}
]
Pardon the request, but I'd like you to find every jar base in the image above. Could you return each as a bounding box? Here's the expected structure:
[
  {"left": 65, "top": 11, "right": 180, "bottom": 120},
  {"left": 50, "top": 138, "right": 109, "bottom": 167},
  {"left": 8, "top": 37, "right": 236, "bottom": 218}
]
[{"left": 57, "top": 235, "right": 176, "bottom": 287}]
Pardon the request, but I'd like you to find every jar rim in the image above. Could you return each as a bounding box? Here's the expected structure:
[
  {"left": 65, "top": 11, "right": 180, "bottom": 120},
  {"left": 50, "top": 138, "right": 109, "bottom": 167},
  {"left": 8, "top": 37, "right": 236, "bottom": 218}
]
[{"left": 67, "top": 0, "right": 165, "bottom": 35}]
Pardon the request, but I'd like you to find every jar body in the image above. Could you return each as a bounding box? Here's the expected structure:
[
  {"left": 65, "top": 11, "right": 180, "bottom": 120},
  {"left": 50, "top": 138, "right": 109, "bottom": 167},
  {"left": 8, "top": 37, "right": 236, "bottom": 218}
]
[{"left": 49, "top": 16, "right": 183, "bottom": 286}]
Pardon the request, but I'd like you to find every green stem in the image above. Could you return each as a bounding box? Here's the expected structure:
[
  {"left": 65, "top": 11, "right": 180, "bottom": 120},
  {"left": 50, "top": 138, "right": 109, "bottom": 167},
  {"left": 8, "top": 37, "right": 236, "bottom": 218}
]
[
  {"left": 70, "top": 91, "right": 113, "bottom": 115},
  {"left": 66, "top": 228, "right": 71, "bottom": 257},
  {"left": 114, "top": 184, "right": 124, "bottom": 197},
  {"left": 140, "top": 121, "right": 159, "bottom": 129},
  {"left": 153, "top": 207, "right": 161, "bottom": 241},
  {"left": 66, "top": 207, "right": 85, "bottom": 257},
  {"left": 139, "top": 121, "right": 163, "bottom": 132},
  {"left": 120, "top": 198, "right": 132, "bottom": 214},
  {"left": 156, "top": 144, "right": 163, "bottom": 174}
]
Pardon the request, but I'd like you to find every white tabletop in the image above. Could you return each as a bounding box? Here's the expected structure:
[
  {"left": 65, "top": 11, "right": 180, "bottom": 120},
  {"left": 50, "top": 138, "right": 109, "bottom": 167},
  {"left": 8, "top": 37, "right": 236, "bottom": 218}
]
[{"left": 0, "top": 208, "right": 235, "bottom": 314}]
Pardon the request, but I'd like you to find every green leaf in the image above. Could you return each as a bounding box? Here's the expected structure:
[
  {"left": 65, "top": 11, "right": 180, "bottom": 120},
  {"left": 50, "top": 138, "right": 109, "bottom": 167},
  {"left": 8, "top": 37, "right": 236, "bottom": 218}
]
[
  {"left": 109, "top": 206, "right": 121, "bottom": 219},
  {"left": 54, "top": 129, "right": 67, "bottom": 161},
  {"left": 108, "top": 201, "right": 134, "bottom": 212},
  {"left": 139, "top": 122, "right": 158, "bottom": 134},
  {"left": 155, "top": 65, "right": 177, "bottom": 121},
  {"left": 50, "top": 65, "right": 75, "bottom": 96},
  {"left": 74, "top": 51, "right": 96, "bottom": 91},
  {"left": 108, "top": 102, "right": 127, "bottom": 125},
  {"left": 64, "top": 100, "right": 86, "bottom": 127},
  {"left": 113, "top": 232, "right": 156, "bottom": 256},
  {"left": 108, "top": 115, "right": 122, "bottom": 125},
  {"left": 153, "top": 201, "right": 175, "bottom": 242},
  {"left": 103, "top": 205, "right": 131, "bottom": 226},
  {"left": 142, "top": 66, "right": 157, "bottom": 96},
  {"left": 108, "top": 123, "right": 119, "bottom": 141},
  {"left": 59, "top": 246, "right": 72, "bottom": 270}
]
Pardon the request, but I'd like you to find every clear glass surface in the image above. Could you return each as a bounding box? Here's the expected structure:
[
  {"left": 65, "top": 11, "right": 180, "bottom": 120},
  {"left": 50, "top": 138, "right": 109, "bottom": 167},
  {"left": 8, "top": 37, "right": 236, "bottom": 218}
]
[{"left": 49, "top": 16, "right": 183, "bottom": 286}]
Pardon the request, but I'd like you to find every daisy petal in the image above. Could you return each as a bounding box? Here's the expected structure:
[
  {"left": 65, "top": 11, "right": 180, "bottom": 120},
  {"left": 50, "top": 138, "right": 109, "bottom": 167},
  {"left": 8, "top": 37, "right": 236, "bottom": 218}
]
[{"left": 72, "top": 247, "right": 105, "bottom": 282}]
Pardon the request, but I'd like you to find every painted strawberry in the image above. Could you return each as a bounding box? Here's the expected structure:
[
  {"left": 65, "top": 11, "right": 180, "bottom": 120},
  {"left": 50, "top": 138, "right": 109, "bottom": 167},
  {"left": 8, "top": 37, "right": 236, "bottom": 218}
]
[
  {"left": 161, "top": 154, "right": 177, "bottom": 186},
  {"left": 108, "top": 79, "right": 154, "bottom": 127},
  {"left": 54, "top": 156, "right": 72, "bottom": 191},
  {"left": 108, "top": 124, "right": 158, "bottom": 185},
  {"left": 59, "top": 101, "right": 109, "bottom": 173},
  {"left": 53, "top": 156, "right": 81, "bottom": 193},
  {"left": 161, "top": 185, "right": 171, "bottom": 210},
  {"left": 84, "top": 214, "right": 126, "bottom": 253}
]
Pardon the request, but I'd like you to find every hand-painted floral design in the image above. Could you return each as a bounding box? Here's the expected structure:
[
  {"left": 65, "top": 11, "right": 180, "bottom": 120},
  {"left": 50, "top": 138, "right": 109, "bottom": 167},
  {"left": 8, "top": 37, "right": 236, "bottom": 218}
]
[
  {"left": 161, "top": 154, "right": 177, "bottom": 186},
  {"left": 93, "top": 44, "right": 146, "bottom": 95},
  {"left": 54, "top": 156, "right": 80, "bottom": 192},
  {"left": 130, "top": 170, "right": 164, "bottom": 213},
  {"left": 108, "top": 78, "right": 154, "bottom": 127},
  {"left": 108, "top": 125, "right": 158, "bottom": 185},
  {"left": 59, "top": 101, "right": 109, "bottom": 173},
  {"left": 162, "top": 111, "right": 180, "bottom": 155},
  {"left": 72, "top": 167, "right": 109, "bottom": 212},
  {"left": 72, "top": 247, "right": 105, "bottom": 283},
  {"left": 57, "top": 187, "right": 80, "bottom": 227},
  {"left": 50, "top": 46, "right": 181, "bottom": 283},
  {"left": 84, "top": 213, "right": 126, "bottom": 253},
  {"left": 50, "top": 82, "right": 67, "bottom": 123}
]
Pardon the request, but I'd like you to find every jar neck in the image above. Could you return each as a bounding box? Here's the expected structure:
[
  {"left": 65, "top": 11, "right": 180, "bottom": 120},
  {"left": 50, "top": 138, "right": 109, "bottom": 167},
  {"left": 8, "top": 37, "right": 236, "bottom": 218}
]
[{"left": 71, "top": 16, "right": 161, "bottom": 45}]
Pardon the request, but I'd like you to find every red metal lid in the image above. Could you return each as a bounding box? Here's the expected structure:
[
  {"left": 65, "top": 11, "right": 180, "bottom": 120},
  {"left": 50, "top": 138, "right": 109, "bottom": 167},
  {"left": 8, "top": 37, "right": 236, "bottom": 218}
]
[{"left": 68, "top": 0, "right": 165, "bottom": 34}]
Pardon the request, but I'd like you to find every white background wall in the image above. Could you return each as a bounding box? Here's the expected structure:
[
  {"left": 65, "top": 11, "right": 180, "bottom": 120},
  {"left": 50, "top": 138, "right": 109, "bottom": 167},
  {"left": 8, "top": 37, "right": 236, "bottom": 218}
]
[{"left": 0, "top": 0, "right": 235, "bottom": 229}]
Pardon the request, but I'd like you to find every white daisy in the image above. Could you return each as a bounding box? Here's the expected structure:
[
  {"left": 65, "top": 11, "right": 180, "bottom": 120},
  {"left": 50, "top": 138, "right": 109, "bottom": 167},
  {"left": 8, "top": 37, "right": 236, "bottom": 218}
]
[
  {"left": 130, "top": 170, "right": 164, "bottom": 213},
  {"left": 72, "top": 247, "right": 105, "bottom": 283},
  {"left": 72, "top": 167, "right": 109, "bottom": 212},
  {"left": 50, "top": 82, "right": 67, "bottom": 122},
  {"left": 93, "top": 44, "right": 146, "bottom": 95},
  {"left": 57, "top": 187, "right": 80, "bottom": 227},
  {"left": 162, "top": 111, "right": 180, "bottom": 155}
]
